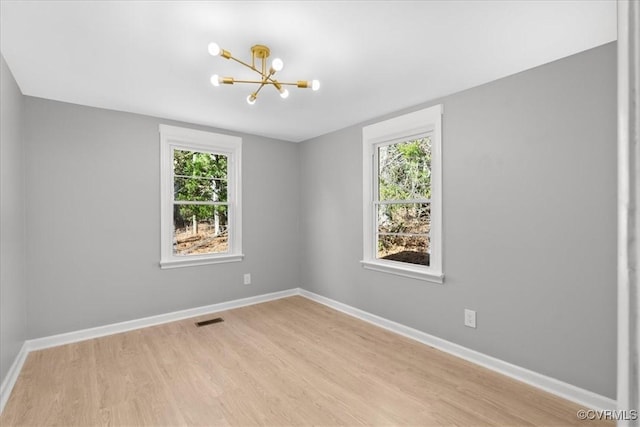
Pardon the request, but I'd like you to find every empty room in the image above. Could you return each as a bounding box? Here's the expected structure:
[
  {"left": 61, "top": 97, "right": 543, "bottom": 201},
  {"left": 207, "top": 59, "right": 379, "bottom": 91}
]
[{"left": 1, "top": 1, "right": 638, "bottom": 426}]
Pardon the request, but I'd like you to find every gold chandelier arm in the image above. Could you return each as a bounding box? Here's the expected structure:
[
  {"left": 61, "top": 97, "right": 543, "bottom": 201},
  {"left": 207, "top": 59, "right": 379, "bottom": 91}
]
[
  {"left": 226, "top": 79, "right": 312, "bottom": 87},
  {"left": 228, "top": 56, "right": 264, "bottom": 77},
  {"left": 252, "top": 81, "right": 269, "bottom": 99},
  {"left": 226, "top": 47, "right": 279, "bottom": 82},
  {"left": 267, "top": 81, "right": 314, "bottom": 87},
  {"left": 230, "top": 79, "right": 279, "bottom": 85}
]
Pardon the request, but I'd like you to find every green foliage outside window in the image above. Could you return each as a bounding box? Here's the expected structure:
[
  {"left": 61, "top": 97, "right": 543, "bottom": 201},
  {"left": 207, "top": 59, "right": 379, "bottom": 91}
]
[
  {"left": 173, "top": 150, "right": 228, "bottom": 226},
  {"left": 377, "top": 138, "right": 431, "bottom": 263},
  {"left": 378, "top": 138, "right": 431, "bottom": 201}
]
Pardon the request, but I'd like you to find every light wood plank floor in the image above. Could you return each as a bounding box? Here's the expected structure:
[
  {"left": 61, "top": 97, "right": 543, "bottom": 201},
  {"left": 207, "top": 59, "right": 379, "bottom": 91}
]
[{"left": 1, "top": 296, "right": 610, "bottom": 426}]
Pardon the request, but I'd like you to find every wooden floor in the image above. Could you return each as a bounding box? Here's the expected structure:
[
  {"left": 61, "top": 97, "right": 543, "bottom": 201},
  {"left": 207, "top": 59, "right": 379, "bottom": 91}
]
[{"left": 1, "top": 296, "right": 610, "bottom": 426}]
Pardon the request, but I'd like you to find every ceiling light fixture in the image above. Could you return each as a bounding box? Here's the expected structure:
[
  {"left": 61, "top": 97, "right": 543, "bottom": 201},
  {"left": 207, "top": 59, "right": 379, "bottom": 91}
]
[{"left": 208, "top": 42, "right": 320, "bottom": 105}]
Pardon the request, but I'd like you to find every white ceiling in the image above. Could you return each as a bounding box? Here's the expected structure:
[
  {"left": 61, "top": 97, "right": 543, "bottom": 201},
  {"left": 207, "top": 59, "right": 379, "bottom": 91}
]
[{"left": 0, "top": 1, "right": 617, "bottom": 142}]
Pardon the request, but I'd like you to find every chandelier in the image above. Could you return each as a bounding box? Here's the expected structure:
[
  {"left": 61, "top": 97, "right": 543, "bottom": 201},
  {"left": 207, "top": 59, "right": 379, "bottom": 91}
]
[{"left": 208, "top": 42, "right": 320, "bottom": 105}]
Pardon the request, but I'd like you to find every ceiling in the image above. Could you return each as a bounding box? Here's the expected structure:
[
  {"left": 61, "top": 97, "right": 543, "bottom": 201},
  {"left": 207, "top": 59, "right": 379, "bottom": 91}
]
[{"left": 0, "top": 1, "right": 617, "bottom": 142}]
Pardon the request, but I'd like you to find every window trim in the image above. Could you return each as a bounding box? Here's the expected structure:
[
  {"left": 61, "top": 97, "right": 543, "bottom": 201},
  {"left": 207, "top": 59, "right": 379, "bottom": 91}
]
[
  {"left": 159, "top": 125, "right": 243, "bottom": 269},
  {"left": 361, "top": 105, "right": 443, "bottom": 283}
]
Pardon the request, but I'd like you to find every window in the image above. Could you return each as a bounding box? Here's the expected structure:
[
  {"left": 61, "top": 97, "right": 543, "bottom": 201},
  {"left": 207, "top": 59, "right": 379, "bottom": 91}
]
[
  {"left": 160, "top": 125, "right": 242, "bottom": 268},
  {"left": 362, "top": 105, "right": 443, "bottom": 283}
]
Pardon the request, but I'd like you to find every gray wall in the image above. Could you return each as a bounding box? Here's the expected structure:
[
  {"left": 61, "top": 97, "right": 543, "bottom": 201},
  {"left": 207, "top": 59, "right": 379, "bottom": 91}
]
[
  {"left": 0, "top": 55, "right": 27, "bottom": 383},
  {"left": 299, "top": 43, "right": 617, "bottom": 398},
  {"left": 2, "top": 42, "right": 617, "bottom": 401},
  {"left": 23, "top": 98, "right": 300, "bottom": 338}
]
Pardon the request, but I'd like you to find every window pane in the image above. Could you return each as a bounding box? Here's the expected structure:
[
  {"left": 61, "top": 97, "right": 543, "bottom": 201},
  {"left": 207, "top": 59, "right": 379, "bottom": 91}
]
[
  {"left": 377, "top": 235, "right": 430, "bottom": 266},
  {"left": 173, "top": 150, "right": 227, "bottom": 179},
  {"left": 378, "top": 203, "right": 430, "bottom": 234},
  {"left": 174, "top": 177, "right": 227, "bottom": 202},
  {"left": 378, "top": 137, "right": 431, "bottom": 201},
  {"left": 173, "top": 204, "right": 228, "bottom": 255}
]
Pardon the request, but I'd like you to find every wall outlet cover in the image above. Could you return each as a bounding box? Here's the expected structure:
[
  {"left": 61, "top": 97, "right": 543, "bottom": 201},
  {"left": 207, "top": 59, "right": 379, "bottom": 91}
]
[{"left": 464, "top": 309, "right": 477, "bottom": 328}]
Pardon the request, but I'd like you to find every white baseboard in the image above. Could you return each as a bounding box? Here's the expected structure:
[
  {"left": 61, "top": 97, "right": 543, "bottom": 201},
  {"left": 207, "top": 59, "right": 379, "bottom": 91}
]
[
  {"left": 0, "top": 342, "right": 28, "bottom": 413},
  {"left": 0, "top": 286, "right": 616, "bottom": 416},
  {"left": 298, "top": 289, "right": 617, "bottom": 412},
  {"left": 0, "top": 288, "right": 297, "bottom": 414},
  {"left": 27, "top": 288, "right": 299, "bottom": 351}
]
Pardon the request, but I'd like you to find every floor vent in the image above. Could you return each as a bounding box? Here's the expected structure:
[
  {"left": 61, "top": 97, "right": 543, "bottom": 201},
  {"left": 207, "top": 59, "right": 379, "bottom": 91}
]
[{"left": 195, "top": 317, "right": 224, "bottom": 327}]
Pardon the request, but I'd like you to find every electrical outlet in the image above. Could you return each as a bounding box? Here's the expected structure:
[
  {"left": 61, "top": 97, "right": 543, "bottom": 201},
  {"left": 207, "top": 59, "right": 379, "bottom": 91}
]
[
  {"left": 243, "top": 273, "right": 251, "bottom": 285},
  {"left": 464, "top": 309, "right": 476, "bottom": 328}
]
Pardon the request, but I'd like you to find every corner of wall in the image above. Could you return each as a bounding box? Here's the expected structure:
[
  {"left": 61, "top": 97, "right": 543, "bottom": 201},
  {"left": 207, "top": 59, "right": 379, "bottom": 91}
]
[{"left": 0, "top": 53, "right": 28, "bottom": 392}]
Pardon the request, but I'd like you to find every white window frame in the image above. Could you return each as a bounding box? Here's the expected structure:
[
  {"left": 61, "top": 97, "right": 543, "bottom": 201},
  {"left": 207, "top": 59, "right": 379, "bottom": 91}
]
[
  {"left": 361, "top": 105, "right": 443, "bottom": 283},
  {"left": 159, "top": 124, "right": 243, "bottom": 269}
]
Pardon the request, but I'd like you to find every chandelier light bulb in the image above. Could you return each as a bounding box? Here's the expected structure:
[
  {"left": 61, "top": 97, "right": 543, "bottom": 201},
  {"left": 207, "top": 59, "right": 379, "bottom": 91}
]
[
  {"left": 279, "top": 88, "right": 289, "bottom": 99},
  {"left": 271, "top": 58, "right": 284, "bottom": 72},
  {"left": 208, "top": 42, "right": 221, "bottom": 56},
  {"left": 210, "top": 74, "right": 221, "bottom": 87},
  {"left": 247, "top": 94, "right": 257, "bottom": 105},
  {"left": 311, "top": 80, "right": 320, "bottom": 91}
]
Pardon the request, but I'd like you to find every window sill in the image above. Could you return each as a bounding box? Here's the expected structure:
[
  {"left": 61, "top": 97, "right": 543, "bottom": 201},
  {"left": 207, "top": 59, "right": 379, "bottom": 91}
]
[
  {"left": 160, "top": 254, "right": 244, "bottom": 269},
  {"left": 360, "top": 260, "right": 444, "bottom": 284}
]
